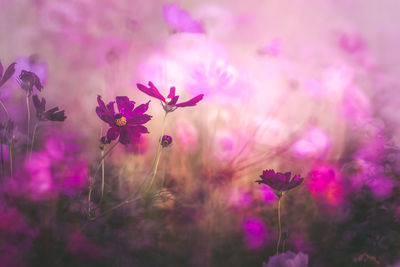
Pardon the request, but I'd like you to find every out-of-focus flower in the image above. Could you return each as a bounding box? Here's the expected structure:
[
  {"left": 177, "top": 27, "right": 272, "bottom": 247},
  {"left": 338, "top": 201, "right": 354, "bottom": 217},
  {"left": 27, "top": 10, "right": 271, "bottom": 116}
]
[
  {"left": 176, "top": 122, "right": 198, "bottom": 153},
  {"left": 96, "top": 95, "right": 151, "bottom": 145},
  {"left": 0, "top": 61, "right": 16, "bottom": 87},
  {"left": 136, "top": 81, "right": 204, "bottom": 113},
  {"left": 263, "top": 251, "right": 308, "bottom": 267},
  {"left": 292, "top": 127, "right": 330, "bottom": 158},
  {"left": 243, "top": 217, "right": 268, "bottom": 249},
  {"left": 161, "top": 135, "right": 173, "bottom": 148},
  {"left": 18, "top": 70, "right": 43, "bottom": 95},
  {"left": 308, "top": 165, "right": 343, "bottom": 206},
  {"left": 15, "top": 55, "right": 48, "bottom": 86},
  {"left": 256, "top": 169, "right": 303, "bottom": 194},
  {"left": 32, "top": 95, "right": 67, "bottom": 122},
  {"left": 258, "top": 38, "right": 282, "bottom": 57},
  {"left": 338, "top": 32, "right": 366, "bottom": 54},
  {"left": 163, "top": 3, "right": 205, "bottom": 34}
]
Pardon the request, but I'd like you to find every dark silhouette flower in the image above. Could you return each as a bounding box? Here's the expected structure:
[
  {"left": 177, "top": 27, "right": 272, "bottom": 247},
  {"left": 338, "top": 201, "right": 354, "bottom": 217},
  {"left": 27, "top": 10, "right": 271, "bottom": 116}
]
[
  {"left": 32, "top": 95, "right": 66, "bottom": 122},
  {"left": 161, "top": 135, "right": 173, "bottom": 148},
  {"left": 136, "top": 81, "right": 204, "bottom": 113},
  {"left": 0, "top": 61, "right": 16, "bottom": 87},
  {"left": 96, "top": 95, "right": 151, "bottom": 145},
  {"left": 256, "top": 169, "right": 303, "bottom": 193},
  {"left": 18, "top": 70, "right": 43, "bottom": 95}
]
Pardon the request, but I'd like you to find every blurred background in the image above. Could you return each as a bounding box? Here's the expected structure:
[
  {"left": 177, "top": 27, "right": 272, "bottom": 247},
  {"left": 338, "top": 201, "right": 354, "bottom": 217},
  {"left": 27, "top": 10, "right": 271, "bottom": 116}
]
[{"left": 1, "top": 0, "right": 400, "bottom": 266}]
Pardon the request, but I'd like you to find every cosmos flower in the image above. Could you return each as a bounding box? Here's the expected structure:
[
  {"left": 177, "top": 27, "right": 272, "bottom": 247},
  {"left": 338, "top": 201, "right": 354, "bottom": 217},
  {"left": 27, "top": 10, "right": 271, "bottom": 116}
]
[
  {"left": 136, "top": 81, "right": 204, "bottom": 113},
  {"left": 32, "top": 95, "right": 66, "bottom": 122},
  {"left": 161, "top": 135, "right": 173, "bottom": 148},
  {"left": 0, "top": 61, "right": 16, "bottom": 88},
  {"left": 256, "top": 169, "right": 303, "bottom": 193},
  {"left": 162, "top": 3, "right": 205, "bottom": 34},
  {"left": 96, "top": 95, "right": 151, "bottom": 145},
  {"left": 18, "top": 70, "right": 43, "bottom": 95}
]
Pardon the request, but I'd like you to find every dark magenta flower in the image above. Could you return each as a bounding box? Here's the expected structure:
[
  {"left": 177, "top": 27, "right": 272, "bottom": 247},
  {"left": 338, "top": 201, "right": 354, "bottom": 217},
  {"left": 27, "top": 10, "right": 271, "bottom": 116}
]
[
  {"left": 0, "top": 61, "right": 16, "bottom": 88},
  {"left": 18, "top": 70, "right": 43, "bottom": 95},
  {"left": 136, "top": 81, "right": 204, "bottom": 113},
  {"left": 32, "top": 95, "right": 66, "bottom": 122},
  {"left": 96, "top": 95, "right": 151, "bottom": 145},
  {"left": 256, "top": 169, "right": 303, "bottom": 193},
  {"left": 161, "top": 135, "right": 173, "bottom": 148}
]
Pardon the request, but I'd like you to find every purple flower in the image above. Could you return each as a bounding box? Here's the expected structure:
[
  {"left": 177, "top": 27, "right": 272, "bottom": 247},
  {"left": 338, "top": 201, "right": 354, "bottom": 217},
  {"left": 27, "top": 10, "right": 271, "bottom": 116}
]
[
  {"left": 32, "top": 95, "right": 66, "bottom": 122},
  {"left": 96, "top": 95, "right": 151, "bottom": 145},
  {"left": 162, "top": 3, "right": 205, "bottom": 34},
  {"left": 18, "top": 70, "right": 43, "bottom": 95},
  {"left": 136, "top": 81, "right": 204, "bottom": 113},
  {"left": 0, "top": 61, "right": 16, "bottom": 88},
  {"left": 161, "top": 135, "right": 173, "bottom": 148},
  {"left": 256, "top": 169, "right": 303, "bottom": 193}
]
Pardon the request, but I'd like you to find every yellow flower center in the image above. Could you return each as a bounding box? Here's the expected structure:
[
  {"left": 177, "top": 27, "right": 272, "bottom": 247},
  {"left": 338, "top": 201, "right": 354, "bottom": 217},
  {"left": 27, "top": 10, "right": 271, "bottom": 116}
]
[{"left": 115, "top": 116, "right": 127, "bottom": 127}]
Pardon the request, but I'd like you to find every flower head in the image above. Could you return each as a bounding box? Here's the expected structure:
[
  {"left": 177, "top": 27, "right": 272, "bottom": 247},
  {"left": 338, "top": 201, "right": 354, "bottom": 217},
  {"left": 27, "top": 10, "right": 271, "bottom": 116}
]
[
  {"left": 256, "top": 169, "right": 303, "bottom": 194},
  {"left": 161, "top": 135, "right": 173, "bottom": 148},
  {"left": 136, "top": 81, "right": 203, "bottom": 113},
  {"left": 0, "top": 61, "right": 16, "bottom": 87},
  {"left": 96, "top": 95, "right": 151, "bottom": 145},
  {"left": 18, "top": 70, "right": 43, "bottom": 95},
  {"left": 32, "top": 95, "right": 66, "bottom": 122}
]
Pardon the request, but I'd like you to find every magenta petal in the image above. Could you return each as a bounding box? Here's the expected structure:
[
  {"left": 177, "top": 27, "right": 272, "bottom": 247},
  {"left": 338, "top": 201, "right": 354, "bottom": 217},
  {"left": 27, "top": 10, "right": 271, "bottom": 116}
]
[
  {"left": 167, "top": 87, "right": 176, "bottom": 99},
  {"left": 136, "top": 82, "right": 166, "bottom": 102},
  {"left": 175, "top": 94, "right": 204, "bottom": 107},
  {"left": 107, "top": 127, "right": 120, "bottom": 141},
  {"left": 0, "top": 63, "right": 16, "bottom": 87},
  {"left": 116, "top": 96, "right": 135, "bottom": 115},
  {"left": 131, "top": 125, "right": 149, "bottom": 134},
  {"left": 127, "top": 114, "right": 152, "bottom": 125},
  {"left": 119, "top": 127, "right": 131, "bottom": 145},
  {"left": 169, "top": 95, "right": 179, "bottom": 105},
  {"left": 133, "top": 100, "right": 150, "bottom": 114}
]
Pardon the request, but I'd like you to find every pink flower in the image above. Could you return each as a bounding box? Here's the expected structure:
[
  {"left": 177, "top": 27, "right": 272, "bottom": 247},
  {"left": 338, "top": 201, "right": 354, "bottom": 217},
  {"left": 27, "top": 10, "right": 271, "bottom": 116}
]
[{"left": 163, "top": 3, "right": 205, "bottom": 33}]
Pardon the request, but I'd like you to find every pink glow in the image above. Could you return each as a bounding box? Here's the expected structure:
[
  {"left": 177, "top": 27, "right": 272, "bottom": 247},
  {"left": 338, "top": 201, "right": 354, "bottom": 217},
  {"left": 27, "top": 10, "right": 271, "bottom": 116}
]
[
  {"left": 176, "top": 122, "right": 198, "bottom": 153},
  {"left": 292, "top": 127, "right": 330, "bottom": 158},
  {"left": 163, "top": 3, "right": 205, "bottom": 34},
  {"left": 243, "top": 217, "right": 268, "bottom": 249},
  {"left": 308, "top": 165, "right": 343, "bottom": 206}
]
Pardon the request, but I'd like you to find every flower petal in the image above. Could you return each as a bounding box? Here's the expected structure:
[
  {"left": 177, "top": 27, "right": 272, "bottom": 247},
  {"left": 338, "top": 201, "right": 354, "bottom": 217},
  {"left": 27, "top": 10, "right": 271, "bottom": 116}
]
[
  {"left": 133, "top": 100, "right": 150, "bottom": 114},
  {"left": 119, "top": 127, "right": 132, "bottom": 145},
  {"left": 107, "top": 127, "right": 120, "bottom": 141},
  {"left": 136, "top": 82, "right": 166, "bottom": 102},
  {"left": 168, "top": 95, "right": 179, "bottom": 105},
  {"left": 175, "top": 94, "right": 204, "bottom": 107},
  {"left": 0, "top": 63, "right": 16, "bottom": 87},
  {"left": 116, "top": 96, "right": 135, "bottom": 115},
  {"left": 167, "top": 86, "right": 176, "bottom": 99},
  {"left": 127, "top": 114, "right": 152, "bottom": 125}
]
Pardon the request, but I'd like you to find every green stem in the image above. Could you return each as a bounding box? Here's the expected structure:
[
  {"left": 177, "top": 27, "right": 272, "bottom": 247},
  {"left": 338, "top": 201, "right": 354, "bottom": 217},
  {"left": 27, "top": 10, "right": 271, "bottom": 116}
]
[
  {"left": 100, "top": 148, "right": 105, "bottom": 202},
  {"left": 276, "top": 196, "right": 282, "bottom": 255},
  {"left": 26, "top": 93, "right": 30, "bottom": 155},
  {"left": 146, "top": 112, "right": 168, "bottom": 192}
]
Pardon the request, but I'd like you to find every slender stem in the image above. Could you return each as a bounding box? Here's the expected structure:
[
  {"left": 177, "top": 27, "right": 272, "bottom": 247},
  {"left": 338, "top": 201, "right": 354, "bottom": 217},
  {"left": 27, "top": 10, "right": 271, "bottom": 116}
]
[
  {"left": 88, "top": 141, "right": 119, "bottom": 216},
  {"left": 0, "top": 99, "right": 9, "bottom": 173},
  {"left": 100, "top": 148, "right": 105, "bottom": 202},
  {"left": 9, "top": 141, "right": 13, "bottom": 177},
  {"left": 26, "top": 93, "right": 30, "bottom": 155},
  {"left": 146, "top": 112, "right": 168, "bottom": 192},
  {"left": 30, "top": 123, "right": 39, "bottom": 155},
  {"left": 276, "top": 196, "right": 282, "bottom": 255},
  {"left": 88, "top": 178, "right": 93, "bottom": 218}
]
